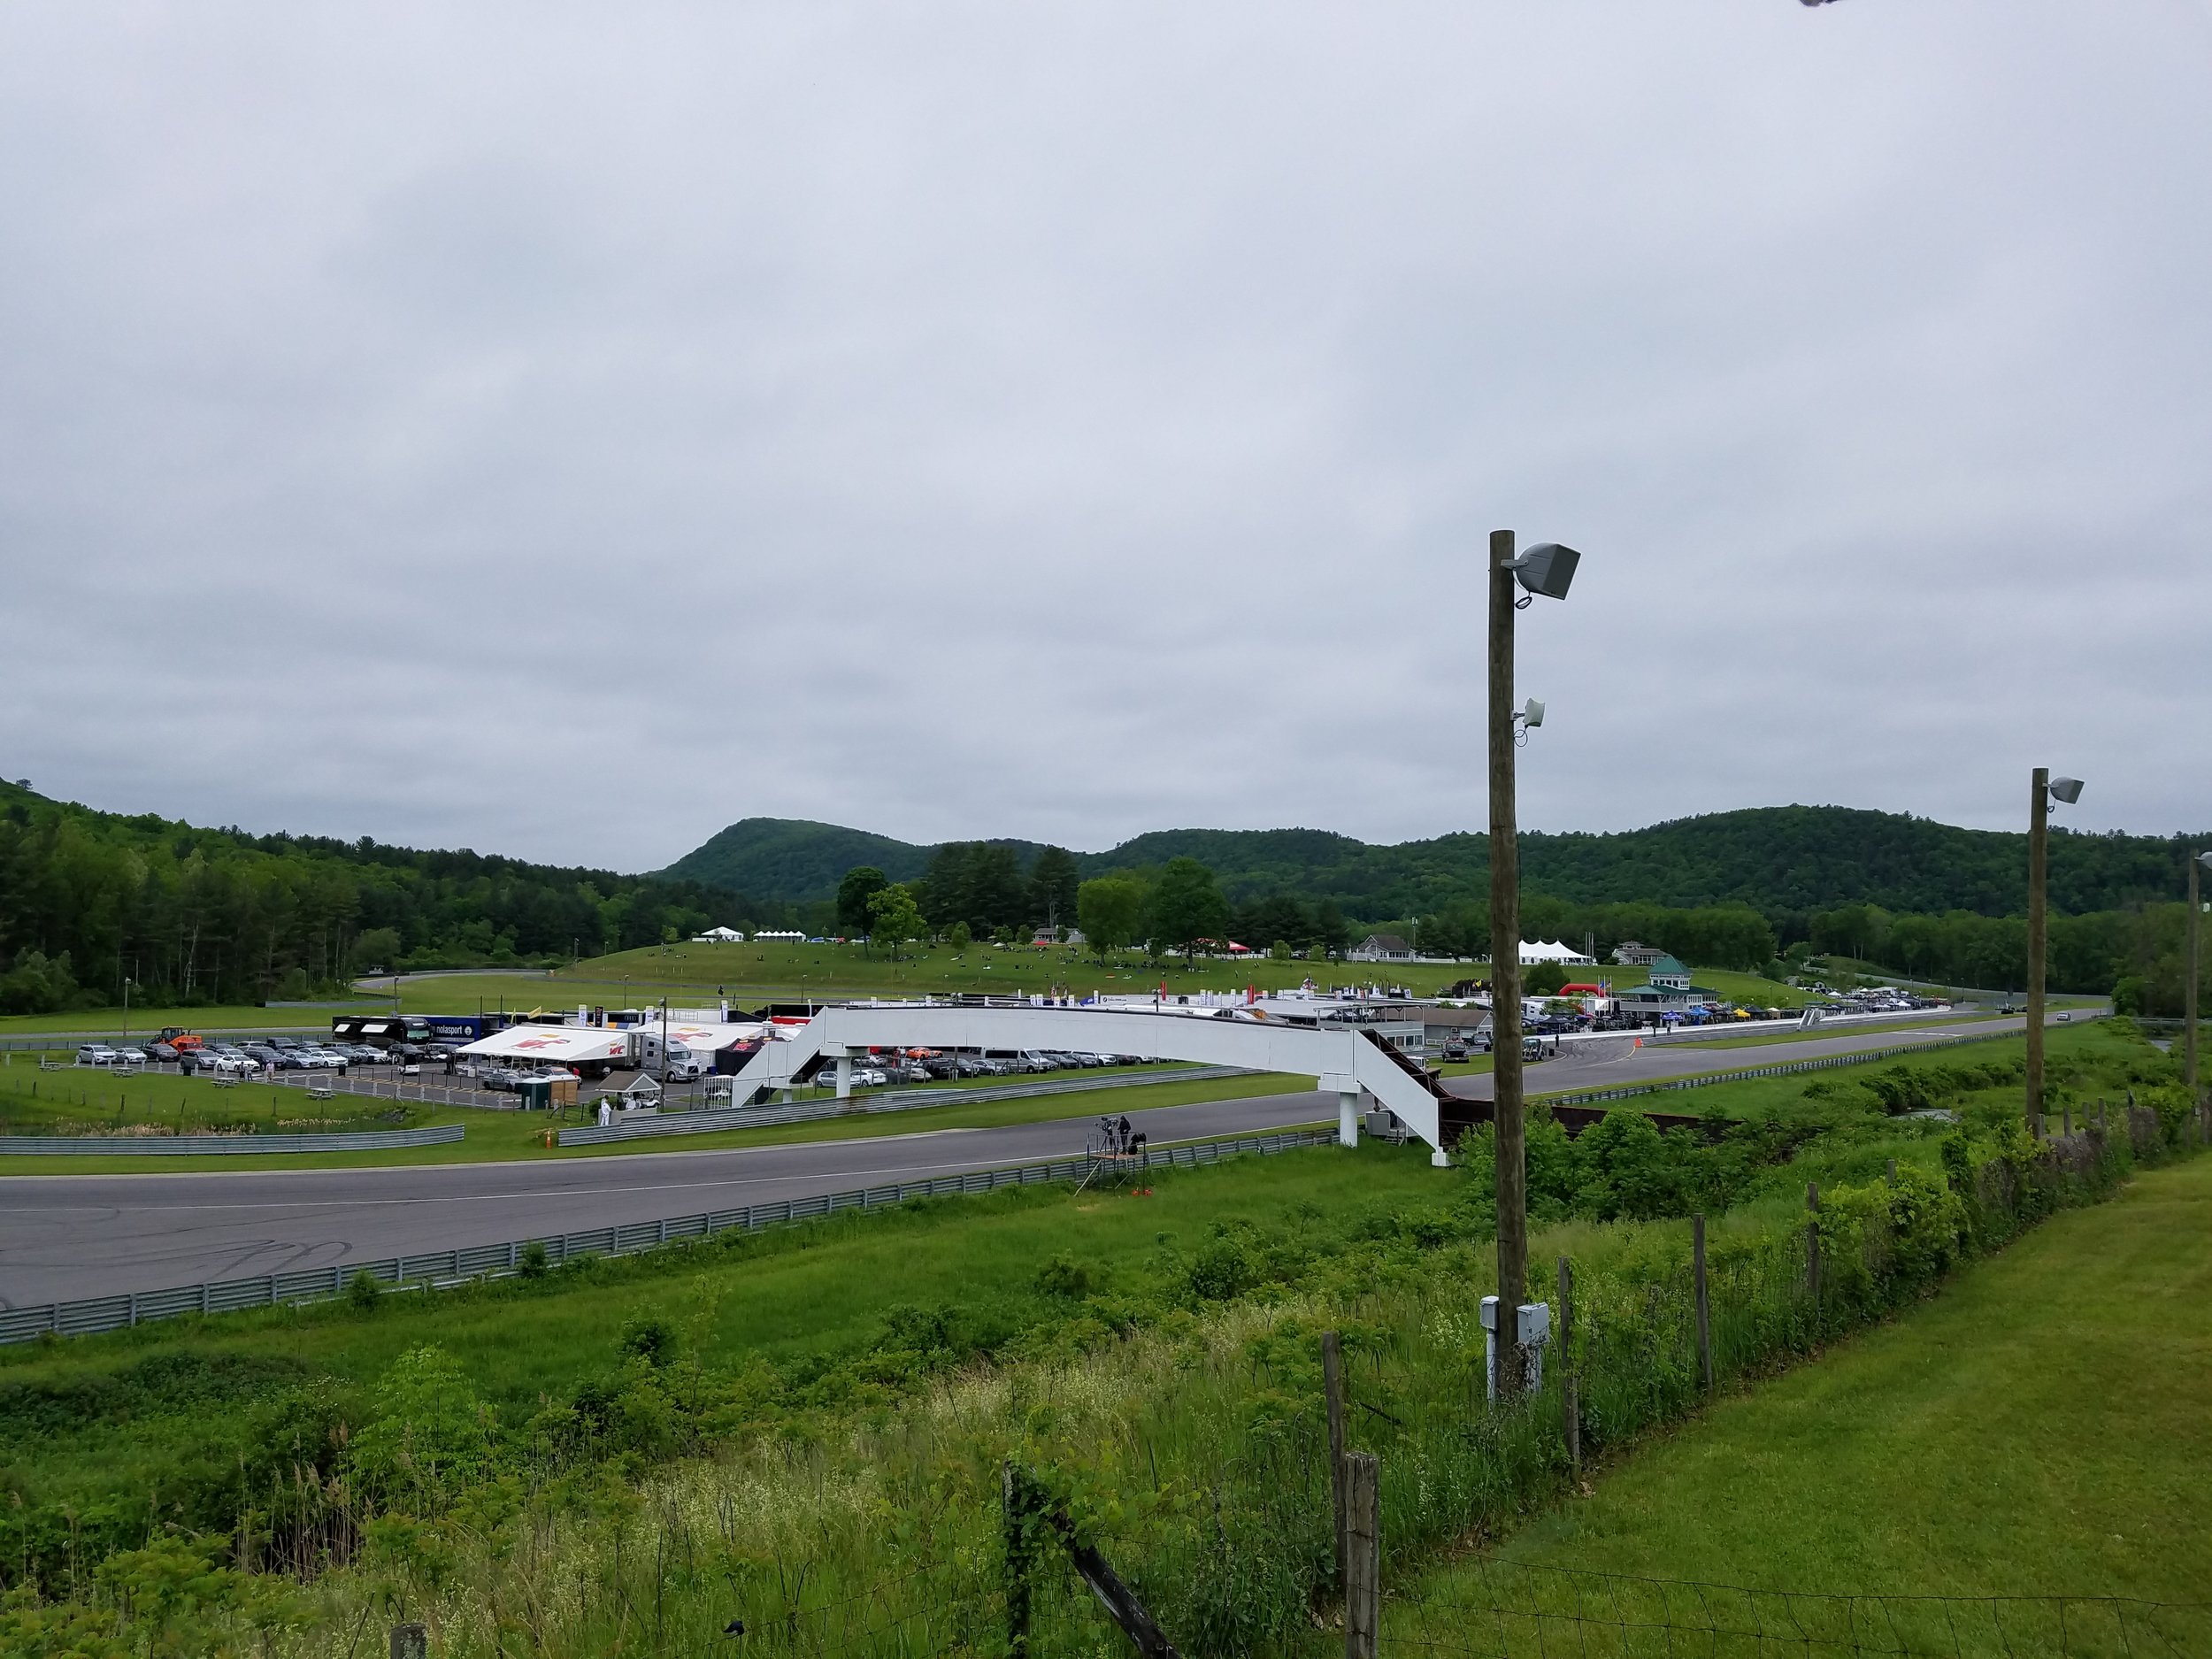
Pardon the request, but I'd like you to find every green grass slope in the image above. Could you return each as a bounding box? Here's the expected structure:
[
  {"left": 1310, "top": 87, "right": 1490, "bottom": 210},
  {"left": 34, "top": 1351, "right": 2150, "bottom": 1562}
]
[{"left": 1479, "top": 1153, "right": 2212, "bottom": 1601}]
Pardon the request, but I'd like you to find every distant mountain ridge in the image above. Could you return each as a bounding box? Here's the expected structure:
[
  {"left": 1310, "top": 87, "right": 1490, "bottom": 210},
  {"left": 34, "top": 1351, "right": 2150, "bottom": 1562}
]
[{"left": 662, "top": 806, "right": 2209, "bottom": 922}]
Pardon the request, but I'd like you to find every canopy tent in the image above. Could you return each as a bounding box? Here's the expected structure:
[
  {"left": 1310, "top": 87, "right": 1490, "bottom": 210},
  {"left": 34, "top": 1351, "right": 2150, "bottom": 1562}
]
[
  {"left": 1518, "top": 940, "right": 1596, "bottom": 965},
  {"left": 456, "top": 1026, "right": 632, "bottom": 1065}
]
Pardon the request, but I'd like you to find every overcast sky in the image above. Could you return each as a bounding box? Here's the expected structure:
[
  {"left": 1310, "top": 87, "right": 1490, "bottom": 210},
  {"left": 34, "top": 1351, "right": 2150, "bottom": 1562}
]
[{"left": 4, "top": 3, "right": 2208, "bottom": 872}]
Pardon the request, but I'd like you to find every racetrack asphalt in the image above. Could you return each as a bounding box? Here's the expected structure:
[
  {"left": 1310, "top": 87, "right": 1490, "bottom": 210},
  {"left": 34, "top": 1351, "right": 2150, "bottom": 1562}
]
[{"left": 0, "top": 1011, "right": 2055, "bottom": 1307}]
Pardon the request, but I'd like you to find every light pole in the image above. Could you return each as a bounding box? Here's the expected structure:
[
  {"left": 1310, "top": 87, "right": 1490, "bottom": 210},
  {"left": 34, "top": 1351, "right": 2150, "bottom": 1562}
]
[
  {"left": 2024, "top": 768, "right": 2083, "bottom": 1136},
  {"left": 1488, "top": 530, "right": 1581, "bottom": 1399},
  {"left": 2188, "top": 849, "right": 2212, "bottom": 1105}
]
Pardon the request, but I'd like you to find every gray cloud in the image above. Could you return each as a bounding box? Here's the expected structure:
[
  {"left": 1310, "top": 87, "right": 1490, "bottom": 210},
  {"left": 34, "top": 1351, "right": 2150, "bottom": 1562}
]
[{"left": 3, "top": 2, "right": 2208, "bottom": 870}]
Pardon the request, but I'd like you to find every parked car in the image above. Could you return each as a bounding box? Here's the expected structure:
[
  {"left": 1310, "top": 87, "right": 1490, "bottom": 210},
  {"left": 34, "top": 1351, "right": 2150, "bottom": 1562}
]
[
  {"left": 148, "top": 1042, "right": 180, "bottom": 1063},
  {"left": 75, "top": 1045, "right": 119, "bottom": 1066},
  {"left": 111, "top": 1047, "right": 149, "bottom": 1066}
]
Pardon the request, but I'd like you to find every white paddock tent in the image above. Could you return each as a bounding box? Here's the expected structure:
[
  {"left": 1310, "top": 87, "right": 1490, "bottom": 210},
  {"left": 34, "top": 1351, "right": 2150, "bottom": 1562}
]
[
  {"left": 455, "top": 1025, "right": 631, "bottom": 1071},
  {"left": 1517, "top": 940, "right": 1596, "bottom": 965},
  {"left": 726, "top": 1002, "right": 1457, "bottom": 1164},
  {"left": 633, "top": 1020, "right": 774, "bottom": 1078}
]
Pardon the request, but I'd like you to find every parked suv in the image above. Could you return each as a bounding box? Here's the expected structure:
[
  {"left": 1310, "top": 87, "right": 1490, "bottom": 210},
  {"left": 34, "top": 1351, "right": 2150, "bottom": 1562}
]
[{"left": 75, "top": 1045, "right": 119, "bottom": 1066}]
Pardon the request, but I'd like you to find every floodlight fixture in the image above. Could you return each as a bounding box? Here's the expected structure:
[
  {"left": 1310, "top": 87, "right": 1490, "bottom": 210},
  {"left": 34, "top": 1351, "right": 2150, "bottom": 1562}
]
[
  {"left": 2197, "top": 849, "right": 2212, "bottom": 872},
  {"left": 1523, "top": 697, "right": 1546, "bottom": 729},
  {"left": 1505, "top": 543, "right": 1580, "bottom": 603},
  {"left": 2047, "top": 776, "right": 2084, "bottom": 806}
]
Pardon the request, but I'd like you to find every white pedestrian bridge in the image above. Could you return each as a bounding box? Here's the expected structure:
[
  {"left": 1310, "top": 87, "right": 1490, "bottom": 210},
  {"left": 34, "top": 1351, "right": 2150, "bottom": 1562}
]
[{"left": 724, "top": 1002, "right": 1456, "bottom": 1164}]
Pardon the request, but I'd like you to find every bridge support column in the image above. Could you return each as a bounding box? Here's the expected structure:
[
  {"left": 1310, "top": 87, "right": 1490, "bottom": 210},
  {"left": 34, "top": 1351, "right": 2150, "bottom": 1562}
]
[
  {"left": 835, "top": 1055, "right": 852, "bottom": 1103},
  {"left": 1338, "top": 1090, "right": 1360, "bottom": 1148}
]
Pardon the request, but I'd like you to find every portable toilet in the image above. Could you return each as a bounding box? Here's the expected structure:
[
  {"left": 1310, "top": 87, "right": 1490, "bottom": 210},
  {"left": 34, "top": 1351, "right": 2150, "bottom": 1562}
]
[{"left": 514, "top": 1077, "right": 553, "bottom": 1111}]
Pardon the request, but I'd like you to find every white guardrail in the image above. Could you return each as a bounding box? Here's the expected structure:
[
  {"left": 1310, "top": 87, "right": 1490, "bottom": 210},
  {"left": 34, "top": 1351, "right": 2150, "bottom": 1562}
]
[
  {"left": 560, "top": 1064, "right": 1258, "bottom": 1145},
  {"left": 0, "top": 1125, "right": 466, "bottom": 1156},
  {"left": 0, "top": 1127, "right": 1337, "bottom": 1345}
]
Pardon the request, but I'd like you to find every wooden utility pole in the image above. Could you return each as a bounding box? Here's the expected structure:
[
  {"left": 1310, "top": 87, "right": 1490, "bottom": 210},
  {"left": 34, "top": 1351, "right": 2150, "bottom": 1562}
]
[
  {"left": 2026, "top": 767, "right": 2049, "bottom": 1138},
  {"left": 1558, "top": 1256, "right": 1579, "bottom": 1467},
  {"left": 1806, "top": 1183, "right": 1822, "bottom": 1308},
  {"left": 1693, "top": 1214, "right": 1712, "bottom": 1394},
  {"left": 1489, "top": 528, "right": 1528, "bottom": 1396},
  {"left": 2188, "top": 850, "right": 2202, "bottom": 1106}
]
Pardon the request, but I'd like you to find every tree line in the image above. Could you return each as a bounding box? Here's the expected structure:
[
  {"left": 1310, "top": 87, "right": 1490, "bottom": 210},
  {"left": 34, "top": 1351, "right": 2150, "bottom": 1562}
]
[
  {"left": 817, "top": 841, "right": 2187, "bottom": 1000},
  {"left": 0, "top": 786, "right": 773, "bottom": 1013},
  {"left": 669, "top": 805, "right": 2212, "bottom": 922}
]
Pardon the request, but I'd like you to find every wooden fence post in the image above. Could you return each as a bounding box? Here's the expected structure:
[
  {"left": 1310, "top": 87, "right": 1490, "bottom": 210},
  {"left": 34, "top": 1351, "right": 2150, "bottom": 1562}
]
[
  {"left": 1885, "top": 1157, "right": 1898, "bottom": 1184},
  {"left": 1003, "top": 1463, "right": 1036, "bottom": 1659},
  {"left": 1806, "top": 1184, "right": 1822, "bottom": 1310},
  {"left": 1557, "top": 1256, "right": 1578, "bottom": 1467},
  {"left": 1322, "top": 1329, "right": 1348, "bottom": 1583},
  {"left": 1046, "top": 1510, "right": 1183, "bottom": 1659},
  {"left": 1693, "top": 1214, "right": 1712, "bottom": 1394},
  {"left": 1343, "top": 1451, "right": 1380, "bottom": 1659},
  {"left": 390, "top": 1624, "right": 427, "bottom": 1659}
]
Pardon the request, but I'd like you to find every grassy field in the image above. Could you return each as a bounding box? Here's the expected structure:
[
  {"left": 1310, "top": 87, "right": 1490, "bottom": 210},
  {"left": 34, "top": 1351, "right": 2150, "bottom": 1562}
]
[
  {"left": 0, "top": 1017, "right": 2188, "bottom": 1655},
  {"left": 351, "top": 942, "right": 1831, "bottom": 1012},
  {"left": 1463, "top": 1150, "right": 2212, "bottom": 1604},
  {"left": 0, "top": 948, "right": 1894, "bottom": 1040},
  {"left": 0, "top": 1140, "right": 1440, "bottom": 1417},
  {"left": 0, "top": 1015, "right": 2125, "bottom": 1174},
  {"left": 0, "top": 1002, "right": 377, "bottom": 1038}
]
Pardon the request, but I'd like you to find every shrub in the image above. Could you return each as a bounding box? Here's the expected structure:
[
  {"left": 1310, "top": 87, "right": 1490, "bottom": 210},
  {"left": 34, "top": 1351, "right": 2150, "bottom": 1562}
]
[
  {"left": 617, "top": 1313, "right": 678, "bottom": 1367},
  {"left": 1187, "top": 1239, "right": 1255, "bottom": 1302},
  {"left": 1033, "top": 1256, "right": 1093, "bottom": 1298},
  {"left": 347, "top": 1346, "right": 492, "bottom": 1510},
  {"left": 346, "top": 1269, "right": 381, "bottom": 1313},
  {"left": 517, "top": 1239, "right": 549, "bottom": 1279}
]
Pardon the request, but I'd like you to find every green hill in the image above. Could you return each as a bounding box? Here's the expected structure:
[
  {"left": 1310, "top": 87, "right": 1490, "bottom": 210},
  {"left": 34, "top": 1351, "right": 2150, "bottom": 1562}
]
[{"left": 664, "top": 806, "right": 2207, "bottom": 923}]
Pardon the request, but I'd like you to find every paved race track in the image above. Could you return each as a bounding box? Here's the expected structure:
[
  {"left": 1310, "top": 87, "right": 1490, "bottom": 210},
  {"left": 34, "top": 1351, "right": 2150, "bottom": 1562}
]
[
  {"left": 0, "top": 1010, "right": 2063, "bottom": 1307},
  {"left": 0, "top": 1090, "right": 1333, "bottom": 1306},
  {"left": 1448, "top": 1012, "right": 2040, "bottom": 1102}
]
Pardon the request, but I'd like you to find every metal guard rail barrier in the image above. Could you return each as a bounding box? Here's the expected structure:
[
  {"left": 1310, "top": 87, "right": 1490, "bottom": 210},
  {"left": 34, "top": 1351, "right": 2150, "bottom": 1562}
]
[
  {"left": 0, "top": 1127, "right": 1336, "bottom": 1344},
  {"left": 0, "top": 1124, "right": 466, "bottom": 1156},
  {"left": 559, "top": 1064, "right": 1256, "bottom": 1145},
  {"left": 1533, "top": 1023, "right": 2046, "bottom": 1114}
]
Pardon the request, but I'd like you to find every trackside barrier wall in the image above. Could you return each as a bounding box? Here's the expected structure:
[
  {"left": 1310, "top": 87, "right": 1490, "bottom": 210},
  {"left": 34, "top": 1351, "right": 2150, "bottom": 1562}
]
[
  {"left": 1531, "top": 1024, "right": 2044, "bottom": 1117},
  {"left": 559, "top": 1064, "right": 1258, "bottom": 1145},
  {"left": 0, "top": 1128, "right": 1335, "bottom": 1346},
  {"left": 0, "top": 1125, "right": 466, "bottom": 1156}
]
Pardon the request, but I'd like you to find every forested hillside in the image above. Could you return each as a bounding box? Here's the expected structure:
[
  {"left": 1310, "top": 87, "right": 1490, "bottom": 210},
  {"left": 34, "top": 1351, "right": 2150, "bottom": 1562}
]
[
  {"left": 0, "top": 782, "right": 770, "bottom": 1013},
  {"left": 666, "top": 806, "right": 2207, "bottom": 921}
]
